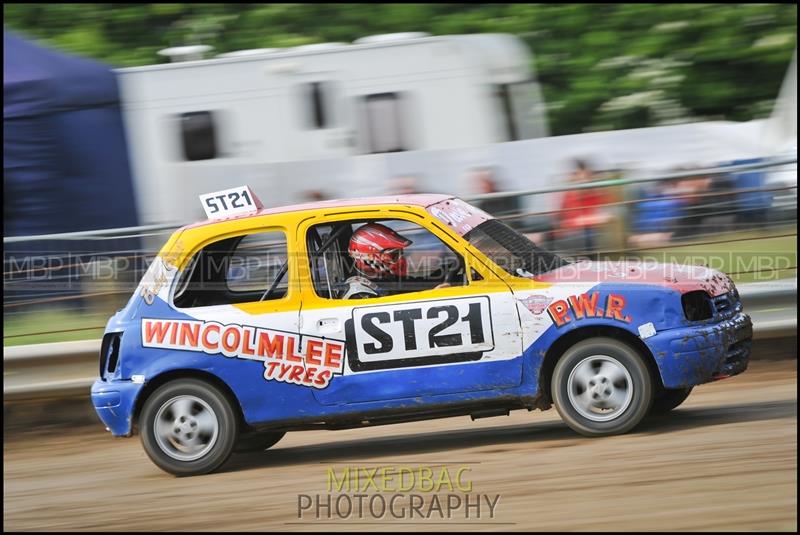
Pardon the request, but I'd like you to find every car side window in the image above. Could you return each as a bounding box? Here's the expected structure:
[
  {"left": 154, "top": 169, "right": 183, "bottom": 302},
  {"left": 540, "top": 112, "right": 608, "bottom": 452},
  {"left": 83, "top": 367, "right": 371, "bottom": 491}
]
[
  {"left": 306, "top": 218, "right": 466, "bottom": 300},
  {"left": 173, "top": 230, "right": 289, "bottom": 308}
]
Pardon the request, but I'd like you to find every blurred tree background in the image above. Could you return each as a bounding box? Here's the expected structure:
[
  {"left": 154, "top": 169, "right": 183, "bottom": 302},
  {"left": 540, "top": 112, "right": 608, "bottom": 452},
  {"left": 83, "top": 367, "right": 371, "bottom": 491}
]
[{"left": 4, "top": 3, "right": 797, "bottom": 135}]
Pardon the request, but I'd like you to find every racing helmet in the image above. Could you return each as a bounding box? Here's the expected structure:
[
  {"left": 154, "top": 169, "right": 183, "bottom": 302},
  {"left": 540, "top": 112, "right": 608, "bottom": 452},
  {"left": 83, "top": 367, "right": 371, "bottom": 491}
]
[{"left": 348, "top": 222, "right": 412, "bottom": 277}]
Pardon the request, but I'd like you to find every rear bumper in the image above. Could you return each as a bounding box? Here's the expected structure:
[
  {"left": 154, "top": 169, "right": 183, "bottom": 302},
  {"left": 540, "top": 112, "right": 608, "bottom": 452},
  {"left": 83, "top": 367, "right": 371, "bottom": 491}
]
[
  {"left": 645, "top": 312, "right": 752, "bottom": 389},
  {"left": 91, "top": 379, "right": 143, "bottom": 437}
]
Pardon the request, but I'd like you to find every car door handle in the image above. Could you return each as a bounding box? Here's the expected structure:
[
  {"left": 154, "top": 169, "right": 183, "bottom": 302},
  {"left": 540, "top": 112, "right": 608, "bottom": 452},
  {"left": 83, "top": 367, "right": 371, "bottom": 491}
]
[{"left": 317, "top": 318, "right": 340, "bottom": 333}]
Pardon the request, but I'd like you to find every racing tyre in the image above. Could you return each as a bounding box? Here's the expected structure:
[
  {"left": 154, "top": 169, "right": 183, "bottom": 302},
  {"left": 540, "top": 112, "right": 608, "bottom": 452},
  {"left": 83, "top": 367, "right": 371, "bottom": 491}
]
[
  {"left": 235, "top": 430, "right": 286, "bottom": 453},
  {"left": 140, "top": 379, "right": 238, "bottom": 476},
  {"left": 551, "top": 337, "right": 653, "bottom": 436},
  {"left": 650, "top": 387, "right": 693, "bottom": 414}
]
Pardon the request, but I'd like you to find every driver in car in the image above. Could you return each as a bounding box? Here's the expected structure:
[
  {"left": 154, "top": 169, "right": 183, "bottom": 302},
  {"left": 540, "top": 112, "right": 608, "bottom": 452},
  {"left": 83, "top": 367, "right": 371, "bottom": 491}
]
[{"left": 340, "top": 222, "right": 454, "bottom": 299}]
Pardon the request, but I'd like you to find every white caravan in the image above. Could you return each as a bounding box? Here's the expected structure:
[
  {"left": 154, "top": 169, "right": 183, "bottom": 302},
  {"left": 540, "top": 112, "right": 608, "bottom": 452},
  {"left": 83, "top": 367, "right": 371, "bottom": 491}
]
[
  {"left": 116, "top": 32, "right": 792, "bottom": 227},
  {"left": 116, "top": 33, "right": 549, "bottom": 224}
]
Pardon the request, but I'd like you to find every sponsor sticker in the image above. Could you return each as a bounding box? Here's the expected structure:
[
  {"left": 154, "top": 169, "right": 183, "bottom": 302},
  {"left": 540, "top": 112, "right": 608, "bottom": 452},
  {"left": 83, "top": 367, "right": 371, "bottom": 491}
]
[
  {"left": 519, "top": 294, "right": 553, "bottom": 315},
  {"left": 427, "top": 199, "right": 491, "bottom": 236},
  {"left": 638, "top": 322, "right": 657, "bottom": 339},
  {"left": 546, "top": 292, "right": 632, "bottom": 328},
  {"left": 141, "top": 318, "right": 345, "bottom": 388},
  {"left": 139, "top": 257, "right": 176, "bottom": 305}
]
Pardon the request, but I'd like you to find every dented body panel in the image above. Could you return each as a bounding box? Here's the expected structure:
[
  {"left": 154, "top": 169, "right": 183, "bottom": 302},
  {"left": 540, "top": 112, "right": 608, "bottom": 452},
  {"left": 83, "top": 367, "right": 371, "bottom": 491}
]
[{"left": 644, "top": 311, "right": 752, "bottom": 388}]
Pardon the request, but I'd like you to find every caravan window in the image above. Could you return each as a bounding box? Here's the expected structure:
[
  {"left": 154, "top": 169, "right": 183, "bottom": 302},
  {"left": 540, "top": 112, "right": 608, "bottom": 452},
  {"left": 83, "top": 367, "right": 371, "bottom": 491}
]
[
  {"left": 495, "top": 85, "right": 519, "bottom": 142},
  {"left": 495, "top": 81, "right": 548, "bottom": 141},
  {"left": 179, "top": 111, "right": 218, "bottom": 161},
  {"left": 302, "top": 82, "right": 333, "bottom": 129},
  {"left": 360, "top": 93, "right": 408, "bottom": 153}
]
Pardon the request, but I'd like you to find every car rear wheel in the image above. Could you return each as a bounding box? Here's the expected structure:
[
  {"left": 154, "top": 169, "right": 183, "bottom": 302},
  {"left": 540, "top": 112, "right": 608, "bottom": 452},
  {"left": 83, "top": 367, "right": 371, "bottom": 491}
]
[
  {"left": 551, "top": 337, "right": 653, "bottom": 436},
  {"left": 650, "top": 387, "right": 693, "bottom": 414},
  {"left": 140, "top": 378, "right": 238, "bottom": 476}
]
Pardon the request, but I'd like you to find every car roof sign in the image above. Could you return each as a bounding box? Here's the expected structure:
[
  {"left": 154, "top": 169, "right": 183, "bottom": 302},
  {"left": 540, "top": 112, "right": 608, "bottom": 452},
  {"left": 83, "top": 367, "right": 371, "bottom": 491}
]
[{"left": 199, "top": 185, "right": 264, "bottom": 220}]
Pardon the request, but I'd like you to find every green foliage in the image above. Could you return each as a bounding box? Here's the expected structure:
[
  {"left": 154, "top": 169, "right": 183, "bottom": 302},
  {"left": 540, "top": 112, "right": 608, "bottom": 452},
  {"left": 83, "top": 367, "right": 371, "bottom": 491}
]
[{"left": 4, "top": 3, "right": 796, "bottom": 135}]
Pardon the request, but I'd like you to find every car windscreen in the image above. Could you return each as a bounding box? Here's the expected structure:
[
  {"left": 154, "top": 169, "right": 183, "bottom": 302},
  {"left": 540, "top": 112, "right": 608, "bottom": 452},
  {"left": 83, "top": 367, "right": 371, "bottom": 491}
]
[{"left": 464, "top": 219, "right": 568, "bottom": 277}]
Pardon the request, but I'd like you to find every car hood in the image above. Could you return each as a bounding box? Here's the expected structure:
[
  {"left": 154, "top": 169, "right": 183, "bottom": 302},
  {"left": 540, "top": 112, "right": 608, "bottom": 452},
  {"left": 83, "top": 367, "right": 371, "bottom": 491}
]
[{"left": 534, "top": 260, "right": 734, "bottom": 297}]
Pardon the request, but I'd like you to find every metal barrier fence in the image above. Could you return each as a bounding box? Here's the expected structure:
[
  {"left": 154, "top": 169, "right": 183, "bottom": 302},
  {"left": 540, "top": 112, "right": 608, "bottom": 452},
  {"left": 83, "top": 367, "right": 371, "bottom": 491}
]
[
  {"left": 4, "top": 156, "right": 796, "bottom": 243},
  {"left": 3, "top": 156, "right": 796, "bottom": 344},
  {"left": 3, "top": 278, "right": 795, "bottom": 401}
]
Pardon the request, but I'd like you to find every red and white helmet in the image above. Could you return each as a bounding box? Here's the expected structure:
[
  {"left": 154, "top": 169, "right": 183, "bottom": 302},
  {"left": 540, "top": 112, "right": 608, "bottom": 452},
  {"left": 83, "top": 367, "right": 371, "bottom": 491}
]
[{"left": 348, "top": 223, "right": 412, "bottom": 277}]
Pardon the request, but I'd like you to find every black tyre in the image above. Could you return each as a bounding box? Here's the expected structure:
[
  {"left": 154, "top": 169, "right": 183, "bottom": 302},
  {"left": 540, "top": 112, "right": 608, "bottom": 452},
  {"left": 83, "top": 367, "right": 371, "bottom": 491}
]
[
  {"left": 140, "top": 378, "right": 238, "bottom": 476},
  {"left": 551, "top": 337, "right": 654, "bottom": 436},
  {"left": 235, "top": 430, "right": 286, "bottom": 453},
  {"left": 650, "top": 387, "right": 693, "bottom": 414}
]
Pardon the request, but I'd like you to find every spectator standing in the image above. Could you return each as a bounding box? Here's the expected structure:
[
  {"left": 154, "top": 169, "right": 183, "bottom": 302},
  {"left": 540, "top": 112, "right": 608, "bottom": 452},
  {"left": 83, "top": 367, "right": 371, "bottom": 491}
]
[
  {"left": 668, "top": 166, "right": 712, "bottom": 239},
  {"left": 556, "top": 159, "right": 613, "bottom": 253},
  {"left": 470, "top": 166, "right": 521, "bottom": 218}
]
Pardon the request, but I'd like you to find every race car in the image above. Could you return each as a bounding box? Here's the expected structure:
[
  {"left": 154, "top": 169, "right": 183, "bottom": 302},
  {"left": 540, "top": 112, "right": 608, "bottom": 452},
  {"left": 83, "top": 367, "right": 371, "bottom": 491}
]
[{"left": 92, "top": 186, "right": 752, "bottom": 476}]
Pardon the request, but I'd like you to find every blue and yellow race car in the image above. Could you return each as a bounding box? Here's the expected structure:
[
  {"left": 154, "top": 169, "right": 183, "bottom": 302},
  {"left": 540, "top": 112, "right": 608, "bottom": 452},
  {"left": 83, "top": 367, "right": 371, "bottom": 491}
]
[{"left": 92, "top": 187, "right": 752, "bottom": 475}]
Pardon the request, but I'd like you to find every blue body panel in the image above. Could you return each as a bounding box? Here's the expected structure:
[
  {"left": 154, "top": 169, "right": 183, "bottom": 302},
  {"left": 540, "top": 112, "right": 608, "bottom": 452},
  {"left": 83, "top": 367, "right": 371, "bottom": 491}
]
[
  {"left": 643, "top": 311, "right": 751, "bottom": 388},
  {"left": 92, "top": 380, "right": 144, "bottom": 436},
  {"left": 92, "top": 281, "right": 751, "bottom": 437},
  {"left": 312, "top": 358, "right": 524, "bottom": 404}
]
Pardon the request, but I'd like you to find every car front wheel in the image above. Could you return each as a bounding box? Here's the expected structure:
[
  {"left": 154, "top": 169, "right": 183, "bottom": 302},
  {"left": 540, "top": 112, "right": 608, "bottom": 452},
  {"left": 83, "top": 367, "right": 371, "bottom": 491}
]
[
  {"left": 140, "top": 378, "right": 238, "bottom": 476},
  {"left": 551, "top": 337, "right": 654, "bottom": 436}
]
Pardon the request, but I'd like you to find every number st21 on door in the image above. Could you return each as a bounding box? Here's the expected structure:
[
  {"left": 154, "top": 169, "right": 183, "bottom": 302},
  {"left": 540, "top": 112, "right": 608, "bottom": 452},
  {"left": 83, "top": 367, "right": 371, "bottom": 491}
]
[{"left": 349, "top": 297, "right": 494, "bottom": 367}]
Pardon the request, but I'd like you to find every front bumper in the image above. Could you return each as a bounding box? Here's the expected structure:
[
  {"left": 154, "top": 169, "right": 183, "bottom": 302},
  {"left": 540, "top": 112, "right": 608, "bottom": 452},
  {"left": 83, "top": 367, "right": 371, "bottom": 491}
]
[
  {"left": 645, "top": 312, "right": 752, "bottom": 389},
  {"left": 91, "top": 379, "right": 144, "bottom": 436}
]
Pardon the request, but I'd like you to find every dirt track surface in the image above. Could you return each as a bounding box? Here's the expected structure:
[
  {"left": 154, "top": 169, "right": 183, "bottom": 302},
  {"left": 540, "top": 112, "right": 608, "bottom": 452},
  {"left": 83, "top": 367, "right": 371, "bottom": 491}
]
[{"left": 4, "top": 359, "right": 797, "bottom": 532}]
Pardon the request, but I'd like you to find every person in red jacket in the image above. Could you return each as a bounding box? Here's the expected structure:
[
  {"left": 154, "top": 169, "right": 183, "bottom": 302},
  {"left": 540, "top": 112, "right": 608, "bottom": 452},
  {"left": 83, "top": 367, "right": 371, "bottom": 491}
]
[{"left": 557, "top": 159, "right": 612, "bottom": 253}]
